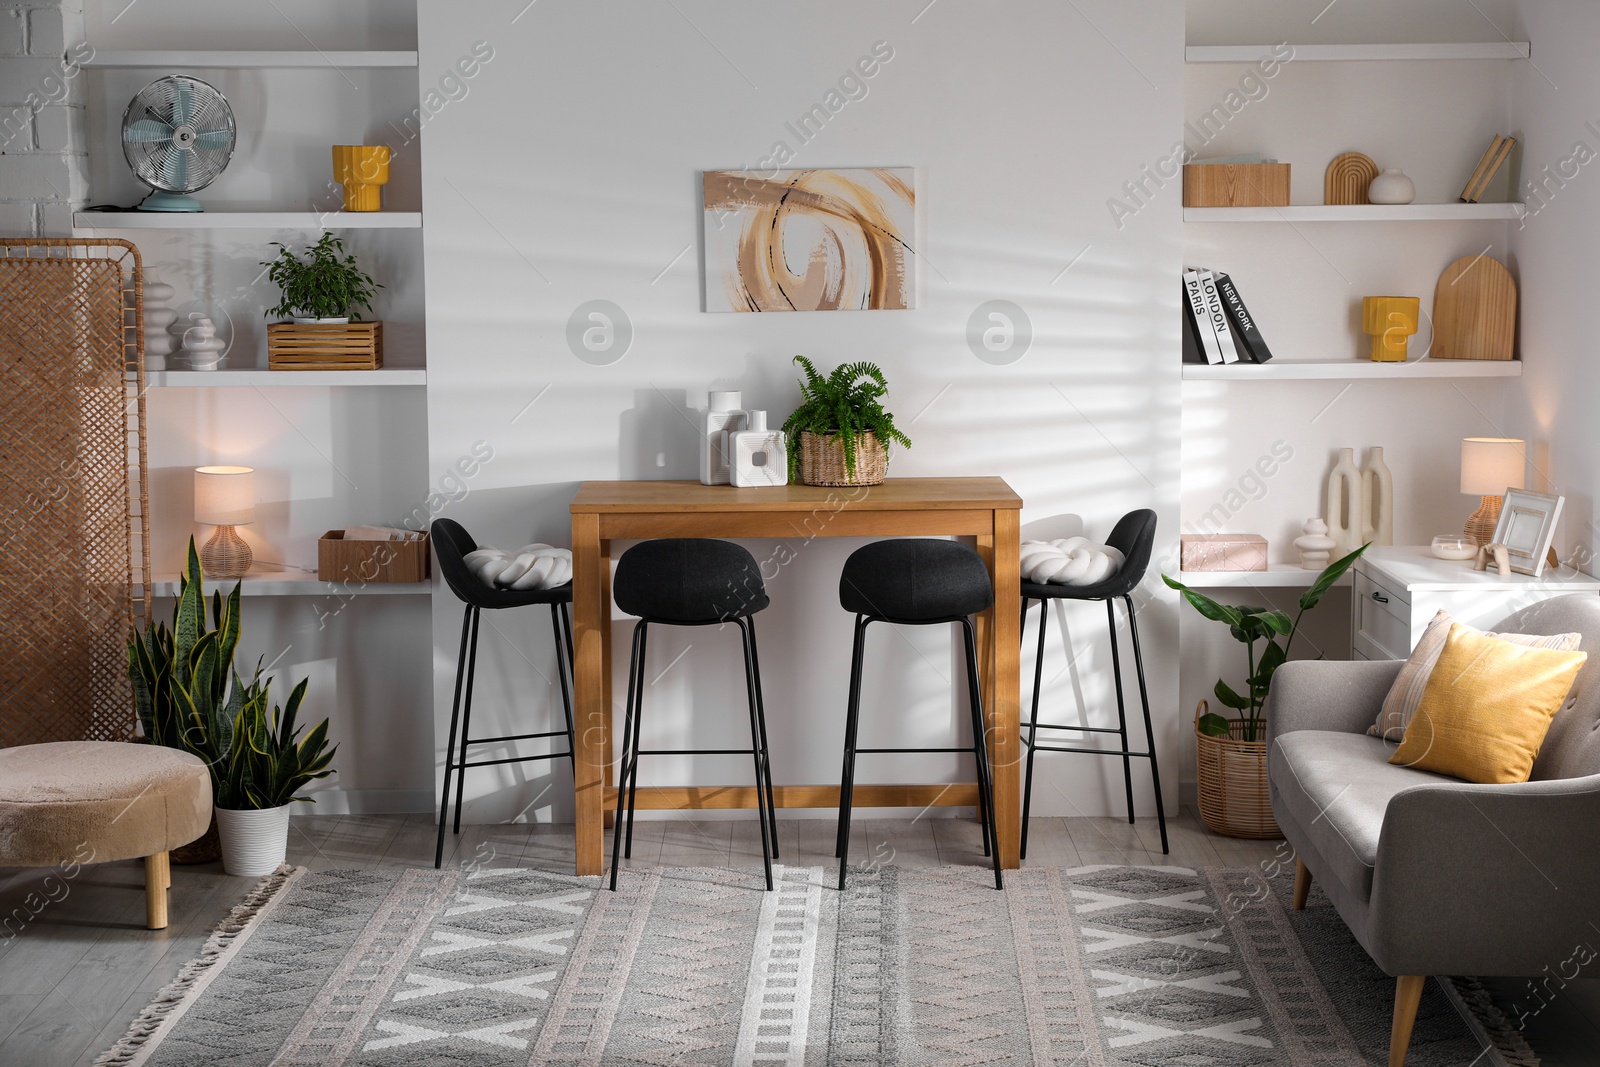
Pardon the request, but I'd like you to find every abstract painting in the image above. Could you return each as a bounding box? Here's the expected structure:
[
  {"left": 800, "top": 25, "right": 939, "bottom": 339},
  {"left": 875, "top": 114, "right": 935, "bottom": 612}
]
[{"left": 702, "top": 168, "right": 915, "bottom": 312}]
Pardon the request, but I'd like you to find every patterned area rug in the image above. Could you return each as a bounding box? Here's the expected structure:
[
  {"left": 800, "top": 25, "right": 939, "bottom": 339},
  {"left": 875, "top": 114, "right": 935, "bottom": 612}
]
[{"left": 98, "top": 862, "right": 1501, "bottom": 1066}]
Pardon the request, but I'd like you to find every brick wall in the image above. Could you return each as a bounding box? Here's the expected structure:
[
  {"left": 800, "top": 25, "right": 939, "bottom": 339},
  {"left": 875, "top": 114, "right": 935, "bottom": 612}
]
[{"left": 0, "top": 0, "right": 88, "bottom": 236}]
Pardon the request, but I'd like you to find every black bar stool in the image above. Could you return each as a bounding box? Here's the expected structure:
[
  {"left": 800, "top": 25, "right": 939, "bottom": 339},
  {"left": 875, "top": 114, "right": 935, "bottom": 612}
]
[
  {"left": 835, "top": 539, "right": 1002, "bottom": 891},
  {"left": 609, "top": 538, "right": 778, "bottom": 891},
  {"left": 431, "top": 518, "right": 576, "bottom": 869},
  {"left": 1020, "top": 509, "right": 1167, "bottom": 858}
]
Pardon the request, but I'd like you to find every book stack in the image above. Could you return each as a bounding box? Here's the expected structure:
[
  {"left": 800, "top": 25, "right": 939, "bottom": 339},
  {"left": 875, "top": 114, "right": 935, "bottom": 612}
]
[
  {"left": 1182, "top": 268, "right": 1275, "bottom": 365},
  {"left": 1459, "top": 134, "right": 1516, "bottom": 203}
]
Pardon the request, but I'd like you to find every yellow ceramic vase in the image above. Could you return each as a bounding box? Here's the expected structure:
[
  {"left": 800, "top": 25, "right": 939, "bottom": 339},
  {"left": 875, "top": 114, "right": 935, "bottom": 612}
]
[
  {"left": 332, "top": 145, "right": 391, "bottom": 211},
  {"left": 1362, "top": 295, "right": 1421, "bottom": 362}
]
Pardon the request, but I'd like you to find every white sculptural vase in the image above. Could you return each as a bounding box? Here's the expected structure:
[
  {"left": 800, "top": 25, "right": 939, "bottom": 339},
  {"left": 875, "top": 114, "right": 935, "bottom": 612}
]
[{"left": 1325, "top": 447, "right": 1365, "bottom": 556}]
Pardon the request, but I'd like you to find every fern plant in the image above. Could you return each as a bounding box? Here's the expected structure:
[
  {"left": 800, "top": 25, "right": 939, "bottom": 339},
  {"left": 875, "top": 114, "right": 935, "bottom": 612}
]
[
  {"left": 779, "top": 356, "right": 911, "bottom": 481},
  {"left": 261, "top": 232, "right": 381, "bottom": 321}
]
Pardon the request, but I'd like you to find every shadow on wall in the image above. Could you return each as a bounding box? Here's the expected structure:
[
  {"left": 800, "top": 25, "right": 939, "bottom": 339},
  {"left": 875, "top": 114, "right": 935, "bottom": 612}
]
[{"left": 619, "top": 387, "right": 700, "bottom": 480}]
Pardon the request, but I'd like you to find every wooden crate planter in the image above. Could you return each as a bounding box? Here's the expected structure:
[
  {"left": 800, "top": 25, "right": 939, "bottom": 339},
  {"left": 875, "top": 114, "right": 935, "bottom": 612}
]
[
  {"left": 267, "top": 321, "right": 383, "bottom": 371},
  {"left": 317, "top": 530, "right": 429, "bottom": 584}
]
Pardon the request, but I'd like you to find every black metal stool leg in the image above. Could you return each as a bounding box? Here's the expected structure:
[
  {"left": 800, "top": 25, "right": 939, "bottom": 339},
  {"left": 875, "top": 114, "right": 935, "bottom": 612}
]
[
  {"left": 1021, "top": 597, "right": 1049, "bottom": 861},
  {"left": 560, "top": 601, "right": 575, "bottom": 676},
  {"left": 436, "top": 604, "right": 473, "bottom": 868},
  {"left": 737, "top": 619, "right": 775, "bottom": 890},
  {"left": 550, "top": 604, "right": 576, "bottom": 766},
  {"left": 1126, "top": 596, "right": 1168, "bottom": 854},
  {"left": 1106, "top": 599, "right": 1136, "bottom": 825},
  {"left": 961, "top": 617, "right": 1003, "bottom": 891},
  {"left": 624, "top": 623, "right": 649, "bottom": 858},
  {"left": 836, "top": 616, "right": 868, "bottom": 889},
  {"left": 452, "top": 607, "right": 482, "bottom": 835},
  {"left": 745, "top": 616, "right": 779, "bottom": 859},
  {"left": 609, "top": 623, "right": 647, "bottom": 891}
]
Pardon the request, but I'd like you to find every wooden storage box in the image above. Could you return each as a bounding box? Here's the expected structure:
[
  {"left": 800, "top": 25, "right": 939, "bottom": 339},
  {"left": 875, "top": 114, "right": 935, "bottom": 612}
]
[
  {"left": 317, "top": 530, "right": 429, "bottom": 583},
  {"left": 267, "top": 321, "right": 383, "bottom": 371},
  {"left": 1180, "top": 534, "right": 1268, "bottom": 572},
  {"left": 1182, "top": 163, "right": 1291, "bottom": 207}
]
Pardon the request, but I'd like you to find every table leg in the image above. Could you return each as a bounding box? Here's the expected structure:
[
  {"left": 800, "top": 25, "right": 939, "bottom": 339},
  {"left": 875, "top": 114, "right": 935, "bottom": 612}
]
[
  {"left": 976, "top": 510, "right": 1022, "bottom": 869},
  {"left": 571, "top": 513, "right": 606, "bottom": 875}
]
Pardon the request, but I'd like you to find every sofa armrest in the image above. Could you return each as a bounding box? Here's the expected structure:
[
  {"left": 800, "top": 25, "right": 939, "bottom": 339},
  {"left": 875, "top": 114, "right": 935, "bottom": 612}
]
[
  {"left": 1366, "top": 775, "right": 1600, "bottom": 976},
  {"left": 1265, "top": 659, "right": 1403, "bottom": 741}
]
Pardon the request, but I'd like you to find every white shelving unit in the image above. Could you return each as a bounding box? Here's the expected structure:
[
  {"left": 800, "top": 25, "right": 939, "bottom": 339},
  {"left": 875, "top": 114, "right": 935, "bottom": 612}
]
[
  {"left": 74, "top": 212, "right": 421, "bottom": 231},
  {"left": 81, "top": 50, "right": 418, "bottom": 68},
  {"left": 1185, "top": 203, "right": 1524, "bottom": 223},
  {"left": 1185, "top": 42, "right": 1529, "bottom": 63},
  {"left": 146, "top": 366, "right": 426, "bottom": 387},
  {"left": 1182, "top": 358, "right": 1522, "bottom": 381},
  {"left": 1176, "top": 565, "right": 1352, "bottom": 589},
  {"left": 149, "top": 567, "right": 430, "bottom": 597}
]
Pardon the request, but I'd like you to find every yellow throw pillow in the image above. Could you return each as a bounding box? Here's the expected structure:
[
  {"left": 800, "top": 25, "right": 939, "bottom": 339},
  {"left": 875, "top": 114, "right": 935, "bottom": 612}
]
[{"left": 1390, "top": 623, "right": 1587, "bottom": 784}]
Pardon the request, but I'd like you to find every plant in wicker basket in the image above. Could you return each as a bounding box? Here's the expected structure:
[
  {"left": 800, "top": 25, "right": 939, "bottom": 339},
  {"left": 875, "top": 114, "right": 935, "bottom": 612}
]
[{"left": 780, "top": 356, "right": 910, "bottom": 486}]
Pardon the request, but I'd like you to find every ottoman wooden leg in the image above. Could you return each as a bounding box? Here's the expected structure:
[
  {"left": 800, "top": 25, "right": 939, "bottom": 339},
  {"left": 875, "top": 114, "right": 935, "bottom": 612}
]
[
  {"left": 1292, "top": 858, "right": 1312, "bottom": 910},
  {"left": 145, "top": 852, "right": 170, "bottom": 930}
]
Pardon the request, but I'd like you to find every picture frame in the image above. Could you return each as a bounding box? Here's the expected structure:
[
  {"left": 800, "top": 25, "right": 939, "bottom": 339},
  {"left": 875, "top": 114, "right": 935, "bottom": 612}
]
[{"left": 1490, "top": 488, "right": 1564, "bottom": 577}]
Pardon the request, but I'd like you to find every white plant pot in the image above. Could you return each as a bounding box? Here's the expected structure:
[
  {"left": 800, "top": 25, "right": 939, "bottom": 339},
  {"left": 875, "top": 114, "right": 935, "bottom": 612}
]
[{"left": 216, "top": 804, "right": 292, "bottom": 876}]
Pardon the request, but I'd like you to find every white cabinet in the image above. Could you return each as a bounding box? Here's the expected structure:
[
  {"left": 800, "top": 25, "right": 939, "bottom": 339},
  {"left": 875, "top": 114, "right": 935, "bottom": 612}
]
[{"left": 1352, "top": 547, "right": 1600, "bottom": 660}]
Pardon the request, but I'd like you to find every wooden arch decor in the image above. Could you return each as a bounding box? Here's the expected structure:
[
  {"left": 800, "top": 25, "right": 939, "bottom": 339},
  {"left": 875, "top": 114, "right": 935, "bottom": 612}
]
[
  {"left": 1325, "top": 151, "right": 1379, "bottom": 205},
  {"left": 0, "top": 238, "right": 150, "bottom": 746}
]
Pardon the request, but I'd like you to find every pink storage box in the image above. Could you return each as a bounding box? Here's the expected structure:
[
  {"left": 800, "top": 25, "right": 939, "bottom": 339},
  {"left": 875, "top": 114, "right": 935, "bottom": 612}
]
[{"left": 1180, "top": 534, "right": 1268, "bottom": 572}]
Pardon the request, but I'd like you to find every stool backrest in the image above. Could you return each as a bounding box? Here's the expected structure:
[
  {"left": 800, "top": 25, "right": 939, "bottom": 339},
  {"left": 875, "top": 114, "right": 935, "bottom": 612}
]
[
  {"left": 1100, "top": 509, "right": 1158, "bottom": 597},
  {"left": 431, "top": 518, "right": 499, "bottom": 609}
]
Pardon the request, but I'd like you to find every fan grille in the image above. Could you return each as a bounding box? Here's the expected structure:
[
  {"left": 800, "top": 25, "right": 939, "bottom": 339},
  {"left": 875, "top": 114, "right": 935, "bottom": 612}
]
[{"left": 121, "top": 75, "right": 236, "bottom": 194}]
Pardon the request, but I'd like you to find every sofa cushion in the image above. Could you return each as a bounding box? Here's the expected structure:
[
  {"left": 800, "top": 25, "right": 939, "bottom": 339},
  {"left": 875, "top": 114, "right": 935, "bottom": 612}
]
[{"left": 1270, "top": 731, "right": 1457, "bottom": 901}]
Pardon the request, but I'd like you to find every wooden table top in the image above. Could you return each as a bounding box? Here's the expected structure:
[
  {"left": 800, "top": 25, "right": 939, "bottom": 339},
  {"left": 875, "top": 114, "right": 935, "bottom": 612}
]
[{"left": 571, "top": 477, "right": 1022, "bottom": 513}]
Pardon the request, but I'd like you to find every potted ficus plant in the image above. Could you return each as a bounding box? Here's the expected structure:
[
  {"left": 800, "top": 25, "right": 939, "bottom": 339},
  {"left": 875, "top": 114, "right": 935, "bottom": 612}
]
[
  {"left": 1163, "top": 543, "right": 1367, "bottom": 838},
  {"left": 128, "top": 539, "right": 337, "bottom": 875},
  {"left": 261, "top": 232, "right": 385, "bottom": 370},
  {"left": 780, "top": 356, "right": 911, "bottom": 487}
]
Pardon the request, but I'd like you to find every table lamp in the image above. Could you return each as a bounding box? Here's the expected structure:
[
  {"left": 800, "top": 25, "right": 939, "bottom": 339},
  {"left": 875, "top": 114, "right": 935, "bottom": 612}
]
[
  {"left": 1460, "top": 438, "right": 1525, "bottom": 546},
  {"left": 194, "top": 465, "right": 255, "bottom": 579},
  {"left": 1362, "top": 296, "right": 1421, "bottom": 362}
]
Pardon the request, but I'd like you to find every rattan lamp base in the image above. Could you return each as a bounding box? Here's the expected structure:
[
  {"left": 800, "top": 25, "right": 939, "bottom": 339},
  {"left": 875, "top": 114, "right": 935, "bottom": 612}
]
[
  {"left": 1463, "top": 494, "right": 1502, "bottom": 547},
  {"left": 200, "top": 525, "right": 253, "bottom": 580}
]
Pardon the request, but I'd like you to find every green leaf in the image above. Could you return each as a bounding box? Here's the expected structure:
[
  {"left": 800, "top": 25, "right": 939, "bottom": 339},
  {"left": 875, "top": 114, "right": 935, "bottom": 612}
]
[
  {"left": 173, "top": 538, "right": 204, "bottom": 686},
  {"left": 1162, "top": 575, "right": 1245, "bottom": 629},
  {"left": 1198, "top": 712, "right": 1234, "bottom": 738},
  {"left": 1300, "top": 543, "right": 1369, "bottom": 612},
  {"left": 1214, "top": 678, "right": 1250, "bottom": 710},
  {"left": 1253, "top": 610, "right": 1294, "bottom": 636}
]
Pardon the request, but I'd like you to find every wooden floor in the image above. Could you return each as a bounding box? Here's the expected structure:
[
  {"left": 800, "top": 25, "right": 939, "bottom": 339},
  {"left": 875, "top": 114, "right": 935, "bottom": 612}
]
[{"left": 1, "top": 808, "right": 1595, "bottom": 1065}]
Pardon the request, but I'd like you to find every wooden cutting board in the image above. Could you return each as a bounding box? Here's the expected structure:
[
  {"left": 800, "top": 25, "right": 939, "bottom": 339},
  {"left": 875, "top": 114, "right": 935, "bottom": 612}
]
[{"left": 1432, "top": 255, "right": 1517, "bottom": 360}]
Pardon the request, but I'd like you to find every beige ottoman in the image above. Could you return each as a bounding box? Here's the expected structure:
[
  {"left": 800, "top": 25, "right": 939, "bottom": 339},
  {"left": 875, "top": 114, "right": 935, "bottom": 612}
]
[{"left": 0, "top": 741, "right": 212, "bottom": 929}]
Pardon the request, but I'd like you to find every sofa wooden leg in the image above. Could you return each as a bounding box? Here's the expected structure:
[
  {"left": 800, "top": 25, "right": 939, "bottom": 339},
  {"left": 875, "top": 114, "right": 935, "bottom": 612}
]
[
  {"left": 1389, "top": 975, "right": 1426, "bottom": 1067},
  {"left": 144, "top": 852, "right": 170, "bottom": 930},
  {"left": 1292, "top": 857, "right": 1312, "bottom": 910}
]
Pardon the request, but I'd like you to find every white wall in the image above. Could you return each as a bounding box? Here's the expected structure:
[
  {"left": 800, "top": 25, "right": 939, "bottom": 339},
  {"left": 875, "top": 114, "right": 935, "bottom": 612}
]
[{"left": 419, "top": 0, "right": 1188, "bottom": 823}]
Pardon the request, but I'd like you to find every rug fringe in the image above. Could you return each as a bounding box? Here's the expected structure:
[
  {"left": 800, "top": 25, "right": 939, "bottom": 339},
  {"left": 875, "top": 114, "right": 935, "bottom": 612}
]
[
  {"left": 1445, "top": 976, "right": 1542, "bottom": 1067},
  {"left": 92, "top": 864, "right": 299, "bottom": 1067}
]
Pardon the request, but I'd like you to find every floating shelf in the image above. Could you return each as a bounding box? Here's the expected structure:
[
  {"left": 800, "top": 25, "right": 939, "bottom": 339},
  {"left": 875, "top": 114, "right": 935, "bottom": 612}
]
[
  {"left": 1183, "top": 359, "right": 1521, "bottom": 381},
  {"left": 81, "top": 50, "right": 419, "bottom": 68},
  {"left": 74, "top": 211, "right": 422, "bottom": 231},
  {"left": 149, "top": 567, "right": 431, "bottom": 597},
  {"left": 146, "top": 366, "right": 425, "bottom": 387},
  {"left": 1185, "top": 43, "right": 1530, "bottom": 63},
  {"left": 1175, "top": 565, "right": 1352, "bottom": 589},
  {"left": 1185, "top": 204, "right": 1524, "bottom": 223}
]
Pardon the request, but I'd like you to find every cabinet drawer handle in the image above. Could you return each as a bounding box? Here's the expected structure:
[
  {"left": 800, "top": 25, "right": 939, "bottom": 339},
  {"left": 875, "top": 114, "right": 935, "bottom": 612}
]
[{"left": 1371, "top": 591, "right": 1388, "bottom": 604}]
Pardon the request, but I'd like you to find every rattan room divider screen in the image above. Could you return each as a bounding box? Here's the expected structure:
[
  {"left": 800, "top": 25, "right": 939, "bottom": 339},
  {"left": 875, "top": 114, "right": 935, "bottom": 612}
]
[{"left": 0, "top": 238, "right": 150, "bottom": 747}]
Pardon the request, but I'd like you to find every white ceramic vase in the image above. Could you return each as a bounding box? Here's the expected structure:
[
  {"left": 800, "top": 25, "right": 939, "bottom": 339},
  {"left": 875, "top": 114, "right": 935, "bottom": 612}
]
[
  {"left": 216, "top": 804, "right": 292, "bottom": 876},
  {"left": 143, "top": 280, "right": 177, "bottom": 371},
  {"left": 700, "top": 389, "right": 745, "bottom": 486},
  {"left": 1325, "top": 447, "right": 1366, "bottom": 557},
  {"left": 1294, "top": 518, "right": 1337, "bottom": 570},
  {"left": 1361, "top": 446, "right": 1395, "bottom": 546},
  {"left": 1367, "top": 169, "right": 1416, "bottom": 205}
]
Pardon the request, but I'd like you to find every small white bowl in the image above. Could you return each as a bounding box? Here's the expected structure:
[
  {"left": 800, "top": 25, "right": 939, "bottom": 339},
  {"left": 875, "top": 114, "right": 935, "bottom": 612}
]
[{"left": 1431, "top": 535, "right": 1476, "bottom": 561}]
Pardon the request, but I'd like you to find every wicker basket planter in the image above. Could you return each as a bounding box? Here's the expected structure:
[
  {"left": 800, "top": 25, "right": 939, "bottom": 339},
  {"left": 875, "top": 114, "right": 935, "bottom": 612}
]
[
  {"left": 1194, "top": 701, "right": 1282, "bottom": 839},
  {"left": 797, "top": 430, "right": 887, "bottom": 487}
]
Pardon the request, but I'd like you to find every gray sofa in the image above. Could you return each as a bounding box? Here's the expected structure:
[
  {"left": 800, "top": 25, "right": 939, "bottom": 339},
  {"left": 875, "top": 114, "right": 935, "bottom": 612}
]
[{"left": 1267, "top": 593, "right": 1600, "bottom": 1067}]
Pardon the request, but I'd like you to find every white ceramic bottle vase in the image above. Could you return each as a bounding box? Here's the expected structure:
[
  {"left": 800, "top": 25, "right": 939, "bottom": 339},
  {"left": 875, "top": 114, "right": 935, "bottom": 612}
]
[
  {"left": 1367, "top": 169, "right": 1416, "bottom": 205},
  {"left": 700, "top": 390, "right": 745, "bottom": 486},
  {"left": 180, "top": 313, "right": 225, "bottom": 370},
  {"left": 730, "top": 409, "right": 788, "bottom": 487},
  {"left": 1325, "top": 447, "right": 1366, "bottom": 556},
  {"left": 1360, "top": 446, "right": 1395, "bottom": 547},
  {"left": 1294, "top": 518, "right": 1337, "bottom": 571},
  {"left": 143, "top": 279, "right": 177, "bottom": 372}
]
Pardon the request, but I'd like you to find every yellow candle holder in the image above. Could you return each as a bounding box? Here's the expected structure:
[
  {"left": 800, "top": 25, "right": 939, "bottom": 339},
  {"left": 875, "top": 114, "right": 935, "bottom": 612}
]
[
  {"left": 1362, "top": 295, "right": 1421, "bottom": 362},
  {"left": 332, "top": 145, "right": 391, "bottom": 212}
]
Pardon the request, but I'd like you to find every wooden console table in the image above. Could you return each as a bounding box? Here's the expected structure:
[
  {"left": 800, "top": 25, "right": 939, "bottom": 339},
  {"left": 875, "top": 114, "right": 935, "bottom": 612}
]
[{"left": 569, "top": 478, "right": 1023, "bottom": 876}]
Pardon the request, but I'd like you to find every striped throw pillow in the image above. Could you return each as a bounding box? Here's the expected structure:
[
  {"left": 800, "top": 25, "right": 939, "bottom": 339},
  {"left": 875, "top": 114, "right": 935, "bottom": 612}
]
[{"left": 1370, "top": 609, "right": 1583, "bottom": 743}]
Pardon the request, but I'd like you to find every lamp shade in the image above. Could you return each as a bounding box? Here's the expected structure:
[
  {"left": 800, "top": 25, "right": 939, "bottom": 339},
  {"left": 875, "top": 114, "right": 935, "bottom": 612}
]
[
  {"left": 194, "top": 466, "right": 256, "bottom": 526},
  {"left": 1460, "top": 438, "right": 1526, "bottom": 496}
]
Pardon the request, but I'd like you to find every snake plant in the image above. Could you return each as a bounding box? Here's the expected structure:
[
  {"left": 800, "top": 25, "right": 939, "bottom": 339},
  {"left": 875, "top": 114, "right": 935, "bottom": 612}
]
[{"left": 128, "top": 539, "right": 337, "bottom": 809}]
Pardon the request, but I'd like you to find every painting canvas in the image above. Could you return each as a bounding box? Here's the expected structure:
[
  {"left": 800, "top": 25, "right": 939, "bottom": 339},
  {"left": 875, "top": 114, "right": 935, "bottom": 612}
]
[{"left": 702, "top": 168, "right": 916, "bottom": 312}]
